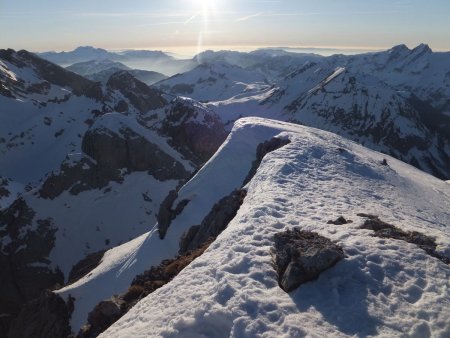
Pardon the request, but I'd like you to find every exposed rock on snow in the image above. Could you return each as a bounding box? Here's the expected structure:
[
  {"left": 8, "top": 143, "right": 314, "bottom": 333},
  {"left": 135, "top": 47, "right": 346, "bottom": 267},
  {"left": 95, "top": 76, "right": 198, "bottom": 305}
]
[
  {"left": 68, "top": 250, "right": 106, "bottom": 285},
  {"left": 327, "top": 216, "right": 353, "bottom": 225},
  {"left": 39, "top": 157, "right": 122, "bottom": 199},
  {"left": 7, "top": 290, "right": 71, "bottom": 338},
  {"left": 159, "top": 99, "right": 228, "bottom": 165},
  {"left": 157, "top": 190, "right": 190, "bottom": 239},
  {"left": 82, "top": 124, "right": 189, "bottom": 181},
  {"left": 359, "top": 214, "right": 450, "bottom": 265},
  {"left": 0, "top": 49, "right": 103, "bottom": 100},
  {"left": 78, "top": 241, "right": 213, "bottom": 337},
  {"left": 179, "top": 189, "right": 247, "bottom": 254},
  {"left": 78, "top": 297, "right": 125, "bottom": 338},
  {"left": 243, "top": 136, "right": 291, "bottom": 185},
  {"left": 0, "top": 178, "right": 10, "bottom": 198},
  {"left": 106, "top": 71, "right": 167, "bottom": 112},
  {"left": 273, "top": 228, "right": 344, "bottom": 292}
]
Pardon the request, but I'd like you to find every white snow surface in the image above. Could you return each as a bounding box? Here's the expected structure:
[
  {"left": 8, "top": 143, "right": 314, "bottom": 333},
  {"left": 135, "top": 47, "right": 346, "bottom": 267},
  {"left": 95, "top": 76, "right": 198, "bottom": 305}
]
[
  {"left": 157, "top": 62, "right": 270, "bottom": 102},
  {"left": 60, "top": 117, "right": 450, "bottom": 337}
]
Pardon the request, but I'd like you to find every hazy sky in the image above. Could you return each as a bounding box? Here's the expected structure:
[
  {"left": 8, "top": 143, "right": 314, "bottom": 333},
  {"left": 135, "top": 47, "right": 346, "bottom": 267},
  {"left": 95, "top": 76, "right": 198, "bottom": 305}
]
[{"left": 1, "top": 0, "right": 450, "bottom": 54}]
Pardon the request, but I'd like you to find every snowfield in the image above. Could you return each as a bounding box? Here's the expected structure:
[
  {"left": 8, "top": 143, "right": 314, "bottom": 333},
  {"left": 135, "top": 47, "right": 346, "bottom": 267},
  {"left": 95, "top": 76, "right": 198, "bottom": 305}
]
[{"left": 59, "top": 118, "right": 449, "bottom": 337}]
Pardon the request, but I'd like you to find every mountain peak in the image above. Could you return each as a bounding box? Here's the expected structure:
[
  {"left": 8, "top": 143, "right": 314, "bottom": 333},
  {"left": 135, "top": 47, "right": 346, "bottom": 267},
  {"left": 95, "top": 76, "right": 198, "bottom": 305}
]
[
  {"left": 388, "top": 44, "right": 410, "bottom": 54},
  {"left": 73, "top": 46, "right": 108, "bottom": 53},
  {"left": 411, "top": 43, "right": 432, "bottom": 54}
]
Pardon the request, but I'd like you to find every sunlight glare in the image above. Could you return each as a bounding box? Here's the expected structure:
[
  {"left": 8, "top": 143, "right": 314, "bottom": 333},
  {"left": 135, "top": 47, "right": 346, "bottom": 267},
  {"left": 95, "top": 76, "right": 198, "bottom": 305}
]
[{"left": 187, "top": 0, "right": 220, "bottom": 56}]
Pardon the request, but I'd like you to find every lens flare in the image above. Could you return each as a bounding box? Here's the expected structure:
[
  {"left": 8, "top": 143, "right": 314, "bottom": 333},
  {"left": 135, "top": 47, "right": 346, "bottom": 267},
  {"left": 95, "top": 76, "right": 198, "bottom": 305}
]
[{"left": 188, "top": 0, "right": 218, "bottom": 55}]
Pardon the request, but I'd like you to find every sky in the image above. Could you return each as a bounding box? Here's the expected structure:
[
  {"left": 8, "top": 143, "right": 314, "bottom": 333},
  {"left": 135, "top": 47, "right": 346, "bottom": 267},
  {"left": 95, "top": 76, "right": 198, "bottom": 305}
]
[{"left": 1, "top": 0, "right": 450, "bottom": 55}]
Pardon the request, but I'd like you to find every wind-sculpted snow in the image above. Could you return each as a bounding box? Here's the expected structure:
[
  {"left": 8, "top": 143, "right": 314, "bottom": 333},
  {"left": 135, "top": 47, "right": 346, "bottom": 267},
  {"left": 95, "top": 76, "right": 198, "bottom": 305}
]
[
  {"left": 54, "top": 117, "right": 450, "bottom": 336},
  {"left": 99, "top": 117, "right": 449, "bottom": 338}
]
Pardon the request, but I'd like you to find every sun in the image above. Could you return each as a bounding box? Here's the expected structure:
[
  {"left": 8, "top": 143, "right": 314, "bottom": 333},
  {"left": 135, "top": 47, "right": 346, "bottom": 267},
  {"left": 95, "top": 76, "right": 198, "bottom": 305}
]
[
  {"left": 189, "top": 0, "right": 217, "bottom": 13},
  {"left": 186, "top": 0, "right": 221, "bottom": 55}
]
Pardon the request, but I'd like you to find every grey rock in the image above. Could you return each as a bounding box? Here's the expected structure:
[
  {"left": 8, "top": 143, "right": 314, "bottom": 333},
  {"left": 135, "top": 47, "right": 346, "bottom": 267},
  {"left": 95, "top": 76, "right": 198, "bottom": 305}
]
[
  {"left": 157, "top": 190, "right": 190, "bottom": 239},
  {"left": 273, "top": 228, "right": 344, "bottom": 292},
  {"left": 179, "top": 189, "right": 247, "bottom": 253},
  {"left": 327, "top": 216, "right": 353, "bottom": 225},
  {"left": 39, "top": 157, "right": 122, "bottom": 199},
  {"left": 78, "top": 297, "right": 125, "bottom": 338},
  {"left": 243, "top": 137, "right": 291, "bottom": 186},
  {"left": 106, "top": 71, "right": 167, "bottom": 112},
  {"left": 359, "top": 214, "right": 450, "bottom": 264},
  {"left": 159, "top": 100, "right": 228, "bottom": 166},
  {"left": 82, "top": 125, "right": 189, "bottom": 181}
]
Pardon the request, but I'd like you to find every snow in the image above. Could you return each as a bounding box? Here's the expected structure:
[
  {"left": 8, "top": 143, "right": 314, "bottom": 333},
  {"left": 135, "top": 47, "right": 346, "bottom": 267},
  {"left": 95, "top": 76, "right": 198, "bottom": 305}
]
[
  {"left": 27, "top": 172, "right": 179, "bottom": 277},
  {"left": 308, "top": 66, "right": 346, "bottom": 94},
  {"left": 0, "top": 94, "right": 100, "bottom": 183},
  {"left": 56, "top": 118, "right": 298, "bottom": 331},
  {"left": 57, "top": 117, "right": 449, "bottom": 337},
  {"left": 157, "top": 62, "right": 270, "bottom": 102}
]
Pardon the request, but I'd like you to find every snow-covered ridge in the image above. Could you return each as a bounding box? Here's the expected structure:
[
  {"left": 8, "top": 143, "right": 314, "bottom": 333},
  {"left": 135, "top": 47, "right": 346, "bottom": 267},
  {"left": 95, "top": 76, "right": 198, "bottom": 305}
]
[
  {"left": 101, "top": 117, "right": 449, "bottom": 337},
  {"left": 54, "top": 117, "right": 450, "bottom": 336}
]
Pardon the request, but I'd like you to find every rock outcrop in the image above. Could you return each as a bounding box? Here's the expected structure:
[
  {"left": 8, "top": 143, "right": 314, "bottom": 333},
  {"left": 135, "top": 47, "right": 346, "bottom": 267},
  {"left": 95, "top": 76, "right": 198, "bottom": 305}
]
[
  {"left": 7, "top": 290, "right": 71, "bottom": 338},
  {"left": 273, "top": 228, "right": 344, "bottom": 292},
  {"left": 179, "top": 189, "right": 247, "bottom": 254},
  {"left": 78, "top": 241, "right": 212, "bottom": 337},
  {"left": 159, "top": 100, "right": 228, "bottom": 165},
  {"left": 327, "top": 216, "right": 353, "bottom": 225},
  {"left": 78, "top": 297, "right": 125, "bottom": 338},
  {"left": 243, "top": 137, "right": 291, "bottom": 185},
  {"left": 82, "top": 125, "right": 189, "bottom": 181},
  {"left": 39, "top": 157, "right": 122, "bottom": 199},
  {"left": 68, "top": 250, "right": 106, "bottom": 285},
  {"left": 106, "top": 71, "right": 167, "bottom": 112},
  {"left": 358, "top": 214, "right": 450, "bottom": 264},
  {"left": 0, "top": 198, "right": 63, "bottom": 335},
  {"left": 157, "top": 190, "right": 190, "bottom": 239}
]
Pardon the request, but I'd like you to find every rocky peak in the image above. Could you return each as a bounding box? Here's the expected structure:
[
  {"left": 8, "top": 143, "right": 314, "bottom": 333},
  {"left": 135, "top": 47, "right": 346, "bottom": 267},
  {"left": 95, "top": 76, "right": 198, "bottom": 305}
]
[
  {"left": 0, "top": 48, "right": 103, "bottom": 100},
  {"left": 411, "top": 43, "right": 432, "bottom": 55},
  {"left": 106, "top": 71, "right": 167, "bottom": 112},
  {"left": 388, "top": 44, "right": 410, "bottom": 55}
]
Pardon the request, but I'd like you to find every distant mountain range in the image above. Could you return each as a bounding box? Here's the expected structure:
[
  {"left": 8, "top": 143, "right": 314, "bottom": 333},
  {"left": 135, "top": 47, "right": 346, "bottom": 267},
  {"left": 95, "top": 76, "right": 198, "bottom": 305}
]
[
  {"left": 156, "top": 44, "right": 450, "bottom": 179},
  {"left": 66, "top": 59, "right": 168, "bottom": 86},
  {"left": 1, "top": 44, "right": 449, "bottom": 337},
  {"left": 38, "top": 46, "right": 194, "bottom": 76}
]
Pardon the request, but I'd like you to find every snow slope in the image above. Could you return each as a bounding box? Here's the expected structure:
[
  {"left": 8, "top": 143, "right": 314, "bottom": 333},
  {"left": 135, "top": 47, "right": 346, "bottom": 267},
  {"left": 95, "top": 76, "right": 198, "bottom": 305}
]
[
  {"left": 206, "top": 54, "right": 450, "bottom": 179},
  {"left": 58, "top": 118, "right": 449, "bottom": 336},
  {"left": 101, "top": 118, "right": 450, "bottom": 337},
  {"left": 0, "top": 49, "right": 228, "bottom": 326},
  {"left": 157, "top": 62, "right": 270, "bottom": 102}
]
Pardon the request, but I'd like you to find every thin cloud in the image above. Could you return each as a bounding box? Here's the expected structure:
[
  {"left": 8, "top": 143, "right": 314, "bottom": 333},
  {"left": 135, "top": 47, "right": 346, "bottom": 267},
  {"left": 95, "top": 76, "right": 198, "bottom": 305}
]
[
  {"left": 78, "top": 12, "right": 190, "bottom": 18},
  {"left": 236, "top": 12, "right": 264, "bottom": 22},
  {"left": 236, "top": 11, "right": 320, "bottom": 22}
]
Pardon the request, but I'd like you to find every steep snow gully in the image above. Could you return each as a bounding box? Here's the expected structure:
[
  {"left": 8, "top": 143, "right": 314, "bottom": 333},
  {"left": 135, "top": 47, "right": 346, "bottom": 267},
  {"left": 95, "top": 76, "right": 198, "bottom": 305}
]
[{"left": 53, "top": 117, "right": 449, "bottom": 337}]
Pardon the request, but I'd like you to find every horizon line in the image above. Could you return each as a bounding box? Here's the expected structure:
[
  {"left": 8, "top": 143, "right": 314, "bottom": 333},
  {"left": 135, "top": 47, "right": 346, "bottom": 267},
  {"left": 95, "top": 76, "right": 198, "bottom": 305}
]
[{"left": 21, "top": 43, "right": 449, "bottom": 57}]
